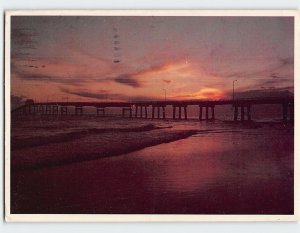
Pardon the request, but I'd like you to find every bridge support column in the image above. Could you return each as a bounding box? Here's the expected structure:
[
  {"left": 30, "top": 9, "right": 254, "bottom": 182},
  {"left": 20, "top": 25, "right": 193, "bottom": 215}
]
[
  {"left": 205, "top": 106, "right": 209, "bottom": 120},
  {"left": 282, "top": 103, "right": 288, "bottom": 122},
  {"left": 152, "top": 106, "right": 155, "bottom": 119},
  {"left": 122, "top": 108, "right": 132, "bottom": 118},
  {"left": 46, "top": 105, "right": 52, "bottom": 115},
  {"left": 138, "top": 106, "right": 142, "bottom": 118},
  {"left": 241, "top": 106, "right": 245, "bottom": 121},
  {"left": 144, "top": 106, "right": 147, "bottom": 118},
  {"left": 39, "top": 105, "right": 44, "bottom": 114},
  {"left": 75, "top": 106, "right": 83, "bottom": 116},
  {"left": 179, "top": 107, "right": 182, "bottom": 119},
  {"left": 234, "top": 106, "right": 238, "bottom": 121},
  {"left": 173, "top": 106, "right": 176, "bottom": 119},
  {"left": 199, "top": 106, "right": 203, "bottom": 121},
  {"left": 97, "top": 107, "right": 105, "bottom": 117},
  {"left": 33, "top": 105, "right": 38, "bottom": 114},
  {"left": 162, "top": 107, "right": 166, "bottom": 119},
  {"left": 247, "top": 105, "right": 251, "bottom": 121},
  {"left": 157, "top": 106, "right": 160, "bottom": 119},
  {"left": 184, "top": 106, "right": 187, "bottom": 120},
  {"left": 211, "top": 106, "right": 215, "bottom": 120},
  {"left": 61, "top": 106, "right": 68, "bottom": 115},
  {"left": 135, "top": 106, "right": 138, "bottom": 118},
  {"left": 53, "top": 105, "right": 59, "bottom": 115}
]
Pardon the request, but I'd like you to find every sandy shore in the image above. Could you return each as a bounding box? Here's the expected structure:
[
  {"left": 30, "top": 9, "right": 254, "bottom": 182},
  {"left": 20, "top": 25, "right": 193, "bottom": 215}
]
[
  {"left": 11, "top": 124, "right": 293, "bottom": 214},
  {"left": 11, "top": 127, "right": 198, "bottom": 171}
]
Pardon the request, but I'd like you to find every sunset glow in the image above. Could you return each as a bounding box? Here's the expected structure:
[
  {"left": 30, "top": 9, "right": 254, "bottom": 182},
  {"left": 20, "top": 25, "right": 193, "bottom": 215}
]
[{"left": 11, "top": 16, "right": 294, "bottom": 104}]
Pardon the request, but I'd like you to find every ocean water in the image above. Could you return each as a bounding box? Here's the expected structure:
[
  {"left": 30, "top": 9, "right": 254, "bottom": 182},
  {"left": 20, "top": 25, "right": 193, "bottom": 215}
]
[{"left": 10, "top": 105, "right": 294, "bottom": 214}]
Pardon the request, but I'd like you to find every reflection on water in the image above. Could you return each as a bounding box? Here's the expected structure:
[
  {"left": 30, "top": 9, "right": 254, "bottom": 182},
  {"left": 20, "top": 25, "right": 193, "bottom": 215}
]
[{"left": 11, "top": 119, "right": 294, "bottom": 214}]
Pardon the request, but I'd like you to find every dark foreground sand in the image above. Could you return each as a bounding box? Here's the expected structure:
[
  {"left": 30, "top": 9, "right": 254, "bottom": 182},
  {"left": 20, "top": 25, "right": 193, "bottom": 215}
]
[{"left": 11, "top": 123, "right": 293, "bottom": 214}]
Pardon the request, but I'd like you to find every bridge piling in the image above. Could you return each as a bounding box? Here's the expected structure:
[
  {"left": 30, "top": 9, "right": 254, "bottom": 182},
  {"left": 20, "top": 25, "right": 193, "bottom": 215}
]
[
  {"left": 179, "top": 107, "right": 182, "bottom": 119},
  {"left": 61, "top": 106, "right": 68, "bottom": 115},
  {"left": 135, "top": 106, "right": 138, "bottom": 118},
  {"left": 122, "top": 107, "right": 132, "bottom": 118},
  {"left": 152, "top": 106, "right": 155, "bottom": 119},
  {"left": 241, "top": 106, "right": 245, "bottom": 121},
  {"left": 184, "top": 106, "right": 187, "bottom": 120},
  {"left": 97, "top": 107, "right": 105, "bottom": 117},
  {"left": 162, "top": 107, "right": 166, "bottom": 119},
  {"left": 39, "top": 105, "right": 44, "bottom": 114},
  {"left": 157, "top": 106, "right": 160, "bottom": 119},
  {"left": 211, "top": 106, "right": 215, "bottom": 120},
  {"left": 144, "top": 106, "right": 147, "bottom": 118},
  {"left": 53, "top": 105, "right": 59, "bottom": 115},
  {"left": 46, "top": 105, "right": 51, "bottom": 115},
  {"left": 33, "top": 105, "right": 38, "bottom": 114},
  {"left": 75, "top": 106, "right": 83, "bottom": 116},
  {"left": 234, "top": 106, "right": 238, "bottom": 121},
  {"left": 138, "top": 106, "right": 142, "bottom": 118},
  {"left": 172, "top": 106, "right": 176, "bottom": 119},
  {"left": 205, "top": 106, "right": 209, "bottom": 120},
  {"left": 247, "top": 105, "right": 251, "bottom": 121},
  {"left": 199, "top": 106, "right": 203, "bottom": 121}
]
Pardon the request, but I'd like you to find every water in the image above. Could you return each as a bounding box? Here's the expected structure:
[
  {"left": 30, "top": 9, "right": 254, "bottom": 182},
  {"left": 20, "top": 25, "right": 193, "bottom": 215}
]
[{"left": 10, "top": 108, "right": 294, "bottom": 214}]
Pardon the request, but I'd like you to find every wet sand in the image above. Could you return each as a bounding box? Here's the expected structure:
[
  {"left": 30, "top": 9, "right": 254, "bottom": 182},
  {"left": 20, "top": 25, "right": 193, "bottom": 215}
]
[
  {"left": 11, "top": 123, "right": 293, "bottom": 214},
  {"left": 11, "top": 128, "right": 197, "bottom": 170}
]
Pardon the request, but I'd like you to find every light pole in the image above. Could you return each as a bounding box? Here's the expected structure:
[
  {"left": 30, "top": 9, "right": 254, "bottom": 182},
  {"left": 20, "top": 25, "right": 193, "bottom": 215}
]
[
  {"left": 163, "top": 89, "right": 166, "bottom": 101},
  {"left": 232, "top": 80, "right": 237, "bottom": 101}
]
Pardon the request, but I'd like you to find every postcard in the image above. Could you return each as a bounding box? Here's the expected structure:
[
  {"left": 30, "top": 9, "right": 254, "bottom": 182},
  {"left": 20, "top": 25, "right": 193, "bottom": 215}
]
[{"left": 4, "top": 10, "right": 299, "bottom": 222}]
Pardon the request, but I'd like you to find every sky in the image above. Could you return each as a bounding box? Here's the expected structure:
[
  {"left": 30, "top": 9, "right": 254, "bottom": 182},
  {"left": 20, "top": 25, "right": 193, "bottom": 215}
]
[{"left": 11, "top": 16, "right": 294, "bottom": 104}]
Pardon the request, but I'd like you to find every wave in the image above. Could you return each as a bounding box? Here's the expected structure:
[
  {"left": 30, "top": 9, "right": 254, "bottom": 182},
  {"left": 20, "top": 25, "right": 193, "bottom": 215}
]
[
  {"left": 11, "top": 129, "right": 198, "bottom": 171},
  {"left": 11, "top": 124, "right": 171, "bottom": 150}
]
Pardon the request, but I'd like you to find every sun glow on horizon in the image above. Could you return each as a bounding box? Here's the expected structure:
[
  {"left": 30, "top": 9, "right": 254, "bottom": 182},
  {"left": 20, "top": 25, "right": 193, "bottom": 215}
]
[{"left": 174, "top": 88, "right": 226, "bottom": 100}]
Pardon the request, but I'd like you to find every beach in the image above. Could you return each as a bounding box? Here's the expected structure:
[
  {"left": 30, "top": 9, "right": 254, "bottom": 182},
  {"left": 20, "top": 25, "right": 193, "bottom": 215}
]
[{"left": 10, "top": 114, "right": 294, "bottom": 214}]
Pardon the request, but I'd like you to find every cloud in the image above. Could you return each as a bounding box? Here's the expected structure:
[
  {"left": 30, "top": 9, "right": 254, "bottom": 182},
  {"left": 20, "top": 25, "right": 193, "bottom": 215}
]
[
  {"left": 260, "top": 79, "right": 289, "bottom": 87},
  {"left": 211, "top": 56, "right": 294, "bottom": 80},
  {"left": 162, "top": 79, "right": 171, "bottom": 84},
  {"left": 112, "top": 60, "right": 184, "bottom": 88},
  {"left": 280, "top": 57, "right": 293, "bottom": 65},
  {"left": 11, "top": 56, "right": 112, "bottom": 87},
  {"left": 60, "top": 88, "right": 126, "bottom": 100},
  {"left": 65, "top": 44, "right": 110, "bottom": 64},
  {"left": 60, "top": 88, "right": 161, "bottom": 102},
  {"left": 235, "top": 87, "right": 293, "bottom": 99},
  {"left": 114, "top": 75, "right": 142, "bottom": 88},
  {"left": 17, "top": 73, "right": 89, "bottom": 85},
  {"left": 11, "top": 28, "right": 37, "bottom": 47},
  {"left": 11, "top": 28, "right": 38, "bottom": 57}
]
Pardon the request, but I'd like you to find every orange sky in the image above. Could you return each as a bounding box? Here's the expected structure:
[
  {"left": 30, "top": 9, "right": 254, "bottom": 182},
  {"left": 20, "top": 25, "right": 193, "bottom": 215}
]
[{"left": 11, "top": 16, "right": 294, "bottom": 102}]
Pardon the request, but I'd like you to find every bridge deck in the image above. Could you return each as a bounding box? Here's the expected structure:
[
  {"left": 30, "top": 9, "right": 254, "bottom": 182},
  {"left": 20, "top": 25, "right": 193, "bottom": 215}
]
[{"left": 32, "top": 97, "right": 293, "bottom": 108}]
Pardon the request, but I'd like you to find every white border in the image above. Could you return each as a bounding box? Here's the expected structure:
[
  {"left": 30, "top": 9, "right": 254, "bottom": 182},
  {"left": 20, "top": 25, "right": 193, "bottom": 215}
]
[{"left": 4, "top": 10, "right": 300, "bottom": 222}]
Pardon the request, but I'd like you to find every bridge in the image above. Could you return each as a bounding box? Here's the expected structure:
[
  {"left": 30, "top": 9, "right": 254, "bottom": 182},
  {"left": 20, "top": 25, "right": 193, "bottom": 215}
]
[{"left": 11, "top": 97, "right": 294, "bottom": 122}]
